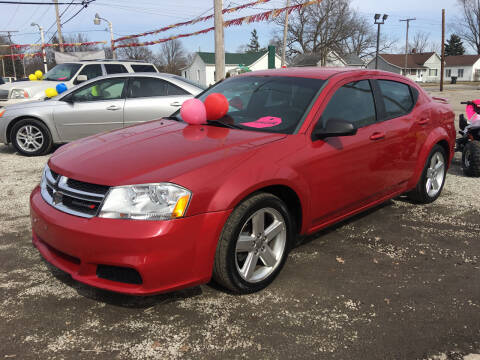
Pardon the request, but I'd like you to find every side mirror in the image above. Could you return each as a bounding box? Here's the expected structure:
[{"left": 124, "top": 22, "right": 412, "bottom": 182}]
[
  {"left": 76, "top": 75, "right": 87, "bottom": 83},
  {"left": 312, "top": 119, "right": 357, "bottom": 140}
]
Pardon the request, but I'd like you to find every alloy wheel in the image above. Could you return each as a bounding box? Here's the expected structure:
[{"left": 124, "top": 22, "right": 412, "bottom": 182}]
[
  {"left": 235, "top": 207, "right": 287, "bottom": 283},
  {"left": 16, "top": 125, "right": 44, "bottom": 152},
  {"left": 425, "top": 151, "right": 445, "bottom": 198}
]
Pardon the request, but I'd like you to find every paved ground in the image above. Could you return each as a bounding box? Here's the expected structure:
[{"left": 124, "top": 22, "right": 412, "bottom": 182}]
[{"left": 0, "top": 87, "right": 479, "bottom": 359}]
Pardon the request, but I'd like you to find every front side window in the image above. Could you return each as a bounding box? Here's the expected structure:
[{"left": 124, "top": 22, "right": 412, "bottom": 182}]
[
  {"left": 105, "top": 64, "right": 128, "bottom": 74},
  {"left": 77, "top": 64, "right": 103, "bottom": 81},
  {"left": 70, "top": 78, "right": 127, "bottom": 102},
  {"left": 377, "top": 80, "right": 414, "bottom": 119},
  {"left": 127, "top": 77, "right": 168, "bottom": 98},
  {"left": 319, "top": 80, "right": 376, "bottom": 129},
  {"left": 44, "top": 63, "right": 82, "bottom": 81},
  {"left": 131, "top": 64, "right": 157, "bottom": 73},
  {"left": 175, "top": 76, "right": 325, "bottom": 134}
]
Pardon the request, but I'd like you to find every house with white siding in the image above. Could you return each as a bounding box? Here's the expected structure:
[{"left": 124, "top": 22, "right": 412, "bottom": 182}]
[
  {"left": 181, "top": 50, "right": 281, "bottom": 87},
  {"left": 366, "top": 52, "right": 441, "bottom": 82},
  {"left": 445, "top": 55, "right": 480, "bottom": 82}
]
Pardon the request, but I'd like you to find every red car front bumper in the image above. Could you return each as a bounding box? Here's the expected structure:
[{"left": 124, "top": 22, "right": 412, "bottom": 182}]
[{"left": 30, "top": 186, "right": 231, "bottom": 295}]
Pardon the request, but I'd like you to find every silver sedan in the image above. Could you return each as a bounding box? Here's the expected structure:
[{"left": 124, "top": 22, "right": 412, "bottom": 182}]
[{"left": 0, "top": 73, "right": 204, "bottom": 156}]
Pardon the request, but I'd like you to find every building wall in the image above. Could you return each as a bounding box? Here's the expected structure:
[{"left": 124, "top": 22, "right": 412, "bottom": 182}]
[
  {"left": 444, "top": 60, "right": 480, "bottom": 82},
  {"left": 182, "top": 55, "right": 207, "bottom": 86},
  {"left": 422, "top": 54, "right": 441, "bottom": 82},
  {"left": 249, "top": 54, "right": 282, "bottom": 71},
  {"left": 366, "top": 56, "right": 402, "bottom": 74}
]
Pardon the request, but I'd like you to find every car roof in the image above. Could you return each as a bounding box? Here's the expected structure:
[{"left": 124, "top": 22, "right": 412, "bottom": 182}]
[{"left": 239, "top": 67, "right": 406, "bottom": 81}]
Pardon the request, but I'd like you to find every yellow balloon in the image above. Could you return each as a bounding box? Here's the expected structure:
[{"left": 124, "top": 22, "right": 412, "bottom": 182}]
[
  {"left": 45, "top": 88, "right": 58, "bottom": 98},
  {"left": 34, "top": 70, "right": 43, "bottom": 80},
  {"left": 29, "top": 74, "right": 37, "bottom": 81}
]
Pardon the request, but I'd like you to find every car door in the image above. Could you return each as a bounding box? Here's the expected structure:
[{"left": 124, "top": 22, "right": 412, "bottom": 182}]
[
  {"left": 370, "top": 79, "right": 421, "bottom": 191},
  {"left": 53, "top": 77, "right": 127, "bottom": 141},
  {"left": 302, "top": 79, "right": 388, "bottom": 227},
  {"left": 123, "top": 77, "right": 192, "bottom": 126}
]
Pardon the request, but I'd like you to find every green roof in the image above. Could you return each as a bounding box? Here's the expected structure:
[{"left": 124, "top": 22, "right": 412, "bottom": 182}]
[{"left": 197, "top": 51, "right": 267, "bottom": 66}]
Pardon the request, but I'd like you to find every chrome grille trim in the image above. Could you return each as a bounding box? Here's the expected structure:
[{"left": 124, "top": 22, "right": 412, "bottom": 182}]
[{"left": 40, "top": 166, "right": 109, "bottom": 218}]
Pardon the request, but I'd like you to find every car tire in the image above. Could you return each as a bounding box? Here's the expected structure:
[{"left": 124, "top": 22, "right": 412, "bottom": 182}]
[
  {"left": 11, "top": 118, "right": 53, "bottom": 156},
  {"left": 212, "top": 192, "right": 294, "bottom": 294},
  {"left": 462, "top": 141, "right": 480, "bottom": 177},
  {"left": 408, "top": 144, "right": 447, "bottom": 204}
]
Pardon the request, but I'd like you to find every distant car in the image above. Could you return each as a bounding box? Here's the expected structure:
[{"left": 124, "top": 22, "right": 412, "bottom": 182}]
[
  {"left": 0, "top": 73, "right": 204, "bottom": 156},
  {"left": 0, "top": 77, "right": 4, "bottom": 85},
  {"left": 2, "top": 77, "right": 15, "bottom": 83},
  {"left": 0, "top": 60, "right": 158, "bottom": 107}
]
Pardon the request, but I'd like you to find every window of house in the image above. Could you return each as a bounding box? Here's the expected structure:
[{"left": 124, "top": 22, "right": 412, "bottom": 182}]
[
  {"left": 458, "top": 69, "right": 464, "bottom": 78},
  {"left": 446, "top": 69, "right": 451, "bottom": 77},
  {"left": 105, "top": 64, "right": 128, "bottom": 74},
  {"left": 410, "top": 69, "right": 417, "bottom": 75},
  {"left": 318, "top": 80, "right": 376, "bottom": 129},
  {"left": 377, "top": 80, "right": 414, "bottom": 119},
  {"left": 197, "top": 70, "right": 200, "bottom": 81},
  {"left": 429, "top": 69, "right": 438, "bottom": 77}
]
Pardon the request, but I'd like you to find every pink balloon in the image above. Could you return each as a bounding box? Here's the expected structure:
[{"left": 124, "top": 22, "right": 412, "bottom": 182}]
[{"left": 180, "top": 98, "right": 207, "bottom": 125}]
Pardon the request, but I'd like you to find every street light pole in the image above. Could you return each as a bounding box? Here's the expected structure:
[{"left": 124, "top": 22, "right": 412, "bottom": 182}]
[
  {"left": 374, "top": 14, "right": 388, "bottom": 70},
  {"left": 94, "top": 13, "right": 116, "bottom": 59},
  {"left": 31, "top": 23, "right": 48, "bottom": 73}
]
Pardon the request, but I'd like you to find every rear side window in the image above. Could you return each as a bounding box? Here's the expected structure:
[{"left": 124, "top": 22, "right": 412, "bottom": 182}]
[
  {"left": 319, "top": 80, "right": 376, "bottom": 129},
  {"left": 128, "top": 77, "right": 168, "bottom": 98},
  {"left": 131, "top": 64, "right": 157, "bottom": 73},
  {"left": 105, "top": 64, "right": 128, "bottom": 74},
  {"left": 166, "top": 83, "right": 189, "bottom": 95},
  {"left": 377, "top": 80, "right": 414, "bottom": 119}
]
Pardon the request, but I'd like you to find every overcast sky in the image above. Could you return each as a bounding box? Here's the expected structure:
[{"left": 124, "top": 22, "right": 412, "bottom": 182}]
[{"left": 0, "top": 0, "right": 467, "bottom": 56}]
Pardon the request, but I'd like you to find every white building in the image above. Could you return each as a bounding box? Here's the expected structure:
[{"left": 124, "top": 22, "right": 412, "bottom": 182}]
[
  {"left": 181, "top": 51, "right": 281, "bottom": 87},
  {"left": 445, "top": 55, "right": 480, "bottom": 82},
  {"left": 366, "top": 52, "right": 441, "bottom": 82},
  {"left": 294, "top": 51, "right": 364, "bottom": 68}
]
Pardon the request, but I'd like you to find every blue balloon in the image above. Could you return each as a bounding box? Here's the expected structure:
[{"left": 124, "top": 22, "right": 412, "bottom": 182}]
[{"left": 56, "top": 83, "right": 67, "bottom": 94}]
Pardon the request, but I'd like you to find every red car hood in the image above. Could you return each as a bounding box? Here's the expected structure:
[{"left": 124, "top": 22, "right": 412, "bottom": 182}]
[{"left": 49, "top": 120, "right": 286, "bottom": 186}]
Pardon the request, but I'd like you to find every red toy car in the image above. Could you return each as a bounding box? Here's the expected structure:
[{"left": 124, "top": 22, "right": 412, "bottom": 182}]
[{"left": 30, "top": 68, "right": 456, "bottom": 295}]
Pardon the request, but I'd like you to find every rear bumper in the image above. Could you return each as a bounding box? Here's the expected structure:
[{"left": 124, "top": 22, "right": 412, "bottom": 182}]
[{"left": 30, "top": 186, "right": 231, "bottom": 295}]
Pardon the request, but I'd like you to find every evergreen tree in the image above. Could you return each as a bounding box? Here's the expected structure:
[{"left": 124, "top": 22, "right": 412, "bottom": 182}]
[
  {"left": 445, "top": 34, "right": 465, "bottom": 56},
  {"left": 247, "top": 29, "right": 260, "bottom": 53}
]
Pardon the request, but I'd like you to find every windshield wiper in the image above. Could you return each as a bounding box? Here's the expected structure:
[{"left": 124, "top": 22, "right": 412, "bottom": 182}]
[{"left": 207, "top": 120, "right": 243, "bottom": 129}]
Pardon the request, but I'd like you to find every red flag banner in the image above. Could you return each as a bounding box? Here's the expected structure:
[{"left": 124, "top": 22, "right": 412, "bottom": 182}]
[
  {"left": 114, "top": 0, "right": 321, "bottom": 49},
  {"left": 114, "top": 0, "right": 271, "bottom": 43}
]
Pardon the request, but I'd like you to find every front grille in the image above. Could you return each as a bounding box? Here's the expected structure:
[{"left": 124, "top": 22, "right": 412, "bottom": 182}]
[
  {"left": 40, "top": 166, "right": 110, "bottom": 218},
  {"left": 0, "top": 90, "right": 9, "bottom": 100}
]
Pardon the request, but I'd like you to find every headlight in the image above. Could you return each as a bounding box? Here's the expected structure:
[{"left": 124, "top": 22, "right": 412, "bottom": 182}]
[
  {"left": 99, "top": 183, "right": 191, "bottom": 220},
  {"left": 10, "top": 89, "right": 29, "bottom": 99}
]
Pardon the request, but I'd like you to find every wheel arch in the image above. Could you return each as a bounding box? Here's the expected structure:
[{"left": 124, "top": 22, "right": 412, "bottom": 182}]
[{"left": 6, "top": 115, "right": 57, "bottom": 144}]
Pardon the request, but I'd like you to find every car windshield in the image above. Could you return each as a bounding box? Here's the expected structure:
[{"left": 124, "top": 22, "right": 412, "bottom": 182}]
[
  {"left": 175, "top": 76, "right": 325, "bottom": 134},
  {"left": 44, "top": 63, "right": 82, "bottom": 81}
]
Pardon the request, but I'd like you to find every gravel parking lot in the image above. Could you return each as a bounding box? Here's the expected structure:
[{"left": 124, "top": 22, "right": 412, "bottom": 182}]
[{"left": 1, "top": 87, "right": 479, "bottom": 360}]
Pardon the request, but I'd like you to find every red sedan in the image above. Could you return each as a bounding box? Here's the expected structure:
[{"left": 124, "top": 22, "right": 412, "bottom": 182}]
[{"left": 30, "top": 68, "right": 456, "bottom": 295}]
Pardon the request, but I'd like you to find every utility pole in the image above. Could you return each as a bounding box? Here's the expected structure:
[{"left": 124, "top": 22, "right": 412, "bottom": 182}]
[
  {"left": 31, "top": 23, "right": 48, "bottom": 73},
  {"left": 440, "top": 9, "right": 445, "bottom": 91},
  {"left": 214, "top": 0, "right": 225, "bottom": 82},
  {"left": 0, "top": 31, "right": 18, "bottom": 79},
  {"left": 54, "top": 0, "right": 65, "bottom": 52},
  {"left": 281, "top": 0, "right": 291, "bottom": 68},
  {"left": 400, "top": 18, "right": 416, "bottom": 76},
  {"left": 374, "top": 14, "right": 388, "bottom": 70}
]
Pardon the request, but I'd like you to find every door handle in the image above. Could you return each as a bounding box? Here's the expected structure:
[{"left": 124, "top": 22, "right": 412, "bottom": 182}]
[
  {"left": 370, "top": 132, "right": 385, "bottom": 141},
  {"left": 418, "top": 117, "right": 430, "bottom": 125},
  {"left": 170, "top": 101, "right": 182, "bottom": 107},
  {"left": 106, "top": 105, "right": 121, "bottom": 111}
]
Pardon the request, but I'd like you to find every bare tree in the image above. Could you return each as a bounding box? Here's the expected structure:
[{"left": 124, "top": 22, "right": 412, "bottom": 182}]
[
  {"left": 456, "top": 0, "right": 480, "bottom": 54},
  {"left": 274, "top": 0, "right": 396, "bottom": 64},
  {"left": 157, "top": 39, "right": 187, "bottom": 74},
  {"left": 117, "top": 38, "right": 154, "bottom": 62},
  {"left": 62, "top": 33, "right": 100, "bottom": 53},
  {"left": 409, "top": 31, "right": 430, "bottom": 53}
]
